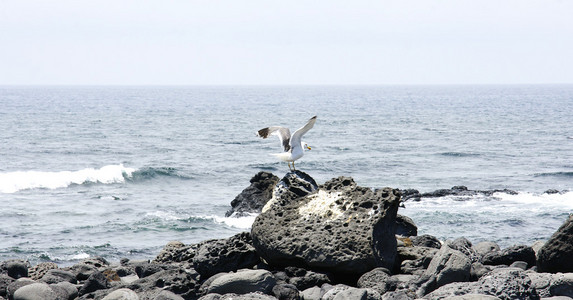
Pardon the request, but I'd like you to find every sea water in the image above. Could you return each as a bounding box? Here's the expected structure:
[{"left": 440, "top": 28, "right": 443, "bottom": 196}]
[{"left": 1, "top": 85, "right": 572, "bottom": 265}]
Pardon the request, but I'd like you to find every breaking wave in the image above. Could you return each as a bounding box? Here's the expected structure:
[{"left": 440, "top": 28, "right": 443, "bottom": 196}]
[
  {"left": 0, "top": 164, "right": 135, "bottom": 193},
  {"left": 0, "top": 165, "right": 194, "bottom": 193}
]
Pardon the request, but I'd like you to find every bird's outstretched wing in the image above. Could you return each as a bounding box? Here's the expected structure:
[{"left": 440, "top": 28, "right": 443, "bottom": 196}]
[
  {"left": 290, "top": 116, "right": 317, "bottom": 148},
  {"left": 257, "top": 126, "right": 291, "bottom": 152}
]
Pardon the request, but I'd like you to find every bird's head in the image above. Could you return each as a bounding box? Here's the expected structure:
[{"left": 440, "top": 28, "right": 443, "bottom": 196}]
[{"left": 302, "top": 142, "right": 312, "bottom": 151}]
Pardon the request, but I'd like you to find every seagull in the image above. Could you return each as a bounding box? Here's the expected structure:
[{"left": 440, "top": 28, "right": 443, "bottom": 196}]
[{"left": 256, "top": 116, "right": 317, "bottom": 171}]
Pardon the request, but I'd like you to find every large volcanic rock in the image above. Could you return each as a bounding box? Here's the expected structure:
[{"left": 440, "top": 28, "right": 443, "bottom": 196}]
[
  {"left": 226, "top": 171, "right": 280, "bottom": 217},
  {"left": 537, "top": 214, "right": 573, "bottom": 273},
  {"left": 251, "top": 171, "right": 401, "bottom": 276}
]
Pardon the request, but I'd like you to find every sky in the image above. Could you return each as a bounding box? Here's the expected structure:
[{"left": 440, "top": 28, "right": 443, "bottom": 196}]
[{"left": 1, "top": 0, "right": 572, "bottom": 85}]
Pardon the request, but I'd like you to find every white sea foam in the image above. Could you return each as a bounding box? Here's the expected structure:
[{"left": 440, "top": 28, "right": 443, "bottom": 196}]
[
  {"left": 0, "top": 164, "right": 135, "bottom": 193},
  {"left": 494, "top": 191, "right": 573, "bottom": 210},
  {"left": 70, "top": 252, "right": 91, "bottom": 260},
  {"left": 213, "top": 213, "right": 257, "bottom": 229},
  {"left": 145, "top": 211, "right": 180, "bottom": 221}
]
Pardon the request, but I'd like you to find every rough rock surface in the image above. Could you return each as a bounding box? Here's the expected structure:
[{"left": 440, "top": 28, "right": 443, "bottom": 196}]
[
  {"left": 205, "top": 269, "right": 276, "bottom": 295},
  {"left": 482, "top": 245, "right": 536, "bottom": 268},
  {"left": 357, "top": 267, "right": 391, "bottom": 295},
  {"left": 473, "top": 241, "right": 501, "bottom": 257},
  {"left": 28, "top": 262, "right": 59, "bottom": 281},
  {"left": 537, "top": 214, "right": 573, "bottom": 273},
  {"left": 395, "top": 214, "right": 417, "bottom": 237},
  {"left": 274, "top": 266, "right": 332, "bottom": 291},
  {"left": 193, "top": 232, "right": 260, "bottom": 278},
  {"left": 40, "top": 269, "right": 77, "bottom": 284},
  {"left": 397, "top": 246, "right": 439, "bottom": 275},
  {"left": 126, "top": 267, "right": 200, "bottom": 299},
  {"left": 401, "top": 186, "right": 517, "bottom": 202},
  {"left": 101, "top": 288, "right": 139, "bottom": 300},
  {"left": 13, "top": 282, "right": 58, "bottom": 300},
  {"left": 410, "top": 235, "right": 442, "bottom": 249},
  {"left": 0, "top": 260, "right": 29, "bottom": 280},
  {"left": 424, "top": 268, "right": 539, "bottom": 300},
  {"left": 417, "top": 241, "right": 472, "bottom": 296},
  {"left": 251, "top": 172, "right": 401, "bottom": 275},
  {"left": 226, "top": 171, "right": 280, "bottom": 217},
  {"left": 153, "top": 241, "right": 197, "bottom": 264}
]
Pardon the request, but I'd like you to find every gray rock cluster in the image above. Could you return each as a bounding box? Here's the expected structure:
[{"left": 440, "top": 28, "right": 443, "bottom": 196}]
[{"left": 2, "top": 172, "right": 573, "bottom": 300}]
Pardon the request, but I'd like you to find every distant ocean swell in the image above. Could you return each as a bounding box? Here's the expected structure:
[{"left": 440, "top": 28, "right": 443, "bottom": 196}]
[{"left": 0, "top": 165, "right": 191, "bottom": 193}]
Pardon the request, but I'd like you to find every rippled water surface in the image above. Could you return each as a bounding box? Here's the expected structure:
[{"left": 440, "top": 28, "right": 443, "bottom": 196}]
[{"left": 1, "top": 85, "right": 572, "bottom": 264}]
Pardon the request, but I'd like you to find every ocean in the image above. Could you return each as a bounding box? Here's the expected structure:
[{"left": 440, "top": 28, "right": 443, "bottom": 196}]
[{"left": 1, "top": 85, "right": 572, "bottom": 266}]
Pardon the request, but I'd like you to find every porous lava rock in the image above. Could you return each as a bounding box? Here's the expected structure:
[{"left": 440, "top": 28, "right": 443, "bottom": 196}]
[
  {"left": 251, "top": 172, "right": 401, "bottom": 276},
  {"left": 193, "top": 232, "right": 260, "bottom": 278},
  {"left": 537, "top": 214, "right": 573, "bottom": 273},
  {"left": 225, "top": 171, "right": 280, "bottom": 217}
]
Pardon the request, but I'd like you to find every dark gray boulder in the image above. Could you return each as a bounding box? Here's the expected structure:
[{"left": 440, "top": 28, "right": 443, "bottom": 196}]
[
  {"left": 417, "top": 241, "right": 472, "bottom": 296},
  {"left": 398, "top": 246, "right": 439, "bottom": 275},
  {"left": 226, "top": 171, "right": 280, "bottom": 217},
  {"left": 382, "top": 290, "right": 415, "bottom": 300},
  {"left": 13, "top": 282, "right": 58, "bottom": 300},
  {"left": 40, "top": 269, "right": 78, "bottom": 284},
  {"left": 153, "top": 290, "right": 186, "bottom": 300},
  {"left": 127, "top": 267, "right": 200, "bottom": 299},
  {"left": 526, "top": 272, "right": 553, "bottom": 298},
  {"left": 477, "top": 268, "right": 539, "bottom": 300},
  {"left": 384, "top": 274, "right": 418, "bottom": 293},
  {"left": 482, "top": 245, "right": 536, "bottom": 268},
  {"left": 402, "top": 186, "right": 518, "bottom": 201},
  {"left": 422, "top": 282, "right": 474, "bottom": 300},
  {"left": 537, "top": 214, "right": 573, "bottom": 273},
  {"left": 395, "top": 214, "right": 417, "bottom": 237},
  {"left": 549, "top": 273, "right": 573, "bottom": 298},
  {"left": 272, "top": 283, "right": 300, "bottom": 300},
  {"left": 423, "top": 267, "right": 539, "bottom": 300},
  {"left": 328, "top": 287, "right": 381, "bottom": 300},
  {"left": 153, "top": 241, "right": 197, "bottom": 264},
  {"left": 410, "top": 235, "right": 441, "bottom": 249},
  {"left": 251, "top": 173, "right": 401, "bottom": 276},
  {"left": 450, "top": 237, "right": 481, "bottom": 263},
  {"left": 134, "top": 262, "right": 179, "bottom": 278},
  {"left": 470, "top": 262, "right": 494, "bottom": 281},
  {"left": 320, "top": 284, "right": 351, "bottom": 300},
  {"left": 0, "top": 274, "right": 14, "bottom": 298},
  {"left": 199, "top": 292, "right": 277, "bottom": 300},
  {"left": 69, "top": 256, "right": 110, "bottom": 281},
  {"left": 280, "top": 267, "right": 331, "bottom": 291},
  {"left": 357, "top": 267, "right": 391, "bottom": 295},
  {"left": 204, "top": 269, "right": 276, "bottom": 295},
  {"left": 194, "top": 232, "right": 260, "bottom": 278},
  {"left": 0, "top": 260, "right": 29, "bottom": 279},
  {"left": 101, "top": 288, "right": 139, "bottom": 300},
  {"left": 6, "top": 278, "right": 35, "bottom": 300},
  {"left": 49, "top": 281, "right": 78, "bottom": 300},
  {"left": 78, "top": 271, "right": 110, "bottom": 296},
  {"left": 473, "top": 241, "right": 501, "bottom": 258}
]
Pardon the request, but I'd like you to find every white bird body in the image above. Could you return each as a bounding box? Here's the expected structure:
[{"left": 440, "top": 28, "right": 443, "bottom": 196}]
[
  {"left": 272, "top": 142, "right": 305, "bottom": 162},
  {"left": 256, "top": 116, "right": 317, "bottom": 170}
]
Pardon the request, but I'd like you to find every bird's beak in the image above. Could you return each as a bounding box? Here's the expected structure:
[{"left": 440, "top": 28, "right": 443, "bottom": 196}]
[{"left": 306, "top": 145, "right": 312, "bottom": 150}]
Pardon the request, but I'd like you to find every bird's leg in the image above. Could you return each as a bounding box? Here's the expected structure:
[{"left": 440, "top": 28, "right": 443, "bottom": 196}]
[
  {"left": 292, "top": 161, "right": 296, "bottom": 171},
  {"left": 287, "top": 162, "right": 293, "bottom": 171}
]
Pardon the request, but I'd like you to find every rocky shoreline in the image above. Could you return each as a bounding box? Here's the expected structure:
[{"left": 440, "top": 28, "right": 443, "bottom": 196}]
[{"left": 2, "top": 171, "right": 573, "bottom": 300}]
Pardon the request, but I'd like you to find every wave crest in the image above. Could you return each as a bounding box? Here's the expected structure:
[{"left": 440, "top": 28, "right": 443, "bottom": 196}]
[{"left": 0, "top": 164, "right": 135, "bottom": 193}]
